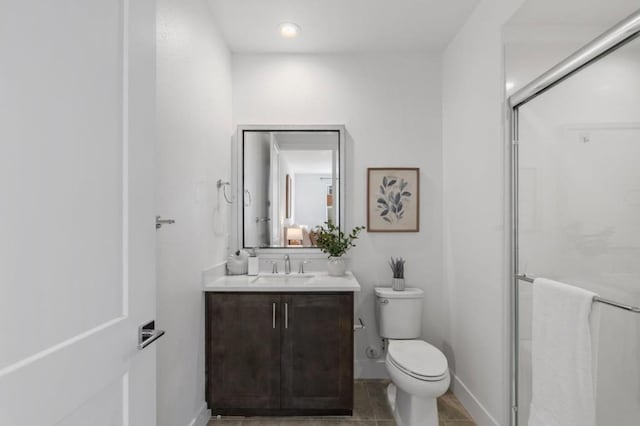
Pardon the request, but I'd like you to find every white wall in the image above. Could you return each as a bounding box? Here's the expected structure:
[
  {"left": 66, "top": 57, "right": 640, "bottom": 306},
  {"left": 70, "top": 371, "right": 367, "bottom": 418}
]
[
  {"left": 243, "top": 132, "right": 270, "bottom": 247},
  {"left": 294, "top": 173, "right": 331, "bottom": 228},
  {"left": 156, "top": 0, "right": 232, "bottom": 425},
  {"left": 233, "top": 52, "right": 443, "bottom": 377},
  {"left": 441, "top": 0, "right": 525, "bottom": 424}
]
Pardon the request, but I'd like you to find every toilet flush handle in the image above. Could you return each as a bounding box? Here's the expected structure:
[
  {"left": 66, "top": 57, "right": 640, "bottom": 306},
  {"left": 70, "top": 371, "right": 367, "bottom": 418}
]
[{"left": 379, "top": 299, "right": 389, "bottom": 305}]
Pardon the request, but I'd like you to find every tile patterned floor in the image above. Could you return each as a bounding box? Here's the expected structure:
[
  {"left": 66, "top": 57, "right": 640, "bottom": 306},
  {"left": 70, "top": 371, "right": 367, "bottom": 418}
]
[{"left": 208, "top": 379, "right": 476, "bottom": 426}]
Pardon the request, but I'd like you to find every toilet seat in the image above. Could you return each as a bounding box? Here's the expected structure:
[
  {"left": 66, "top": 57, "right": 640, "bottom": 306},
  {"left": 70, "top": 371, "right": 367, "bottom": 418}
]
[{"left": 388, "top": 340, "right": 448, "bottom": 382}]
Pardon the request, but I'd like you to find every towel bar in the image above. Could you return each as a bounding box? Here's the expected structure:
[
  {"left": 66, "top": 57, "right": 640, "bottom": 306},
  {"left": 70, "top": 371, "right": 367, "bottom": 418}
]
[{"left": 516, "top": 274, "right": 640, "bottom": 314}]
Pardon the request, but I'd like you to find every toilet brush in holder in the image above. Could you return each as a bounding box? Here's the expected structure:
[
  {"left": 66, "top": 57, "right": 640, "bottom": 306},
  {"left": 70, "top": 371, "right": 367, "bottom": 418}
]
[{"left": 389, "top": 257, "right": 406, "bottom": 291}]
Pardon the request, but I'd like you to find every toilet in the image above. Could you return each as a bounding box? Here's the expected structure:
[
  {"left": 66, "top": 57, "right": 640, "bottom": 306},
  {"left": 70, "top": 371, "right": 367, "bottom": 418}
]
[{"left": 375, "top": 287, "right": 450, "bottom": 426}]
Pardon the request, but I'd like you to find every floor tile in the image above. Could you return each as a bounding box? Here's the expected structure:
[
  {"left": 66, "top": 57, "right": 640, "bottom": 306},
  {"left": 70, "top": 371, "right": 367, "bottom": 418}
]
[
  {"left": 207, "top": 419, "right": 242, "bottom": 426},
  {"left": 207, "top": 379, "right": 476, "bottom": 426},
  {"left": 364, "top": 381, "right": 393, "bottom": 420},
  {"left": 438, "top": 394, "right": 474, "bottom": 421}
]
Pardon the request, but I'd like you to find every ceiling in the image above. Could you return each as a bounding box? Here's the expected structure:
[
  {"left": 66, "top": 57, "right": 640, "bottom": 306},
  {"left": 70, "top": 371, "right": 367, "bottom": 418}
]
[
  {"left": 207, "top": 0, "right": 479, "bottom": 53},
  {"left": 280, "top": 151, "right": 333, "bottom": 175},
  {"left": 508, "top": 0, "right": 639, "bottom": 26}
]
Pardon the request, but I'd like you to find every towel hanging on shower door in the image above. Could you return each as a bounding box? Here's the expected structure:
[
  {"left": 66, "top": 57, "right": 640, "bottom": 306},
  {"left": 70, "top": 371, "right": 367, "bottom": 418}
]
[{"left": 528, "top": 277, "right": 601, "bottom": 426}]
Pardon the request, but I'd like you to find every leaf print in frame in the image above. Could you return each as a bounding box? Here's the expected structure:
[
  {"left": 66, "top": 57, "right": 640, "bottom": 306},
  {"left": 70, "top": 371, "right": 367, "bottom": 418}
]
[{"left": 367, "top": 168, "right": 419, "bottom": 232}]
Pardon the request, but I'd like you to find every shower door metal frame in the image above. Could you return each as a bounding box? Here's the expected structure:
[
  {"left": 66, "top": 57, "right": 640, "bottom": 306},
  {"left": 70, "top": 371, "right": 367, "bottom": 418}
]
[{"left": 507, "top": 9, "right": 640, "bottom": 426}]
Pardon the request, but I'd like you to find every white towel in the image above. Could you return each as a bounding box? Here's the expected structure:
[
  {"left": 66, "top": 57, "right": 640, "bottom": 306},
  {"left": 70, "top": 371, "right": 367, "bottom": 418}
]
[{"left": 528, "top": 278, "right": 601, "bottom": 426}]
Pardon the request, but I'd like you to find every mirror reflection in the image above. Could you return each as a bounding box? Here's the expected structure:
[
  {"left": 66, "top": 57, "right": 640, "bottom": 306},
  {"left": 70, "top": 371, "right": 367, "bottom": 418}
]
[{"left": 243, "top": 130, "right": 340, "bottom": 248}]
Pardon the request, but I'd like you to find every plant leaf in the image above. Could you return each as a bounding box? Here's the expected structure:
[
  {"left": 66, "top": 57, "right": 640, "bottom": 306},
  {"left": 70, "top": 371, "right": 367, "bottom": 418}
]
[
  {"left": 383, "top": 216, "right": 391, "bottom": 223},
  {"left": 379, "top": 185, "right": 385, "bottom": 195},
  {"left": 380, "top": 209, "right": 388, "bottom": 216},
  {"left": 382, "top": 176, "right": 388, "bottom": 187},
  {"left": 402, "top": 191, "right": 411, "bottom": 197},
  {"left": 395, "top": 192, "right": 401, "bottom": 203},
  {"left": 377, "top": 198, "right": 388, "bottom": 206},
  {"left": 388, "top": 179, "right": 397, "bottom": 186},
  {"left": 400, "top": 181, "right": 408, "bottom": 191},
  {"left": 397, "top": 202, "right": 403, "bottom": 212}
]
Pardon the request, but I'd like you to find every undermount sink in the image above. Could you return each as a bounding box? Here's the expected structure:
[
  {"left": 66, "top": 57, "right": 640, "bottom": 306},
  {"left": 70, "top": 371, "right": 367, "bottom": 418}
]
[{"left": 251, "top": 273, "right": 315, "bottom": 285}]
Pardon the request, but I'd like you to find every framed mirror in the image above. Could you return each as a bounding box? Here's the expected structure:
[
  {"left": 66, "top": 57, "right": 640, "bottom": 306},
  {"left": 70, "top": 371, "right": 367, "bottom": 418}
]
[{"left": 234, "top": 125, "right": 345, "bottom": 251}]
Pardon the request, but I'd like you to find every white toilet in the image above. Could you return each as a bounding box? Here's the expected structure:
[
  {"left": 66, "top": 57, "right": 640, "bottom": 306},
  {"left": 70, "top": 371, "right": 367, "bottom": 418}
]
[{"left": 375, "top": 287, "right": 450, "bottom": 426}]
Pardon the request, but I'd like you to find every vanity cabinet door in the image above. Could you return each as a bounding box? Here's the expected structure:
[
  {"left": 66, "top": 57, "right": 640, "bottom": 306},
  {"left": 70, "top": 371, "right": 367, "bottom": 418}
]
[
  {"left": 206, "top": 293, "right": 281, "bottom": 410},
  {"left": 280, "top": 293, "right": 353, "bottom": 412}
]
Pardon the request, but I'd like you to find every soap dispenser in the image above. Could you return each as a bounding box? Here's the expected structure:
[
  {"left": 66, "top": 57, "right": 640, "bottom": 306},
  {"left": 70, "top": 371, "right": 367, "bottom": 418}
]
[{"left": 247, "top": 249, "right": 259, "bottom": 276}]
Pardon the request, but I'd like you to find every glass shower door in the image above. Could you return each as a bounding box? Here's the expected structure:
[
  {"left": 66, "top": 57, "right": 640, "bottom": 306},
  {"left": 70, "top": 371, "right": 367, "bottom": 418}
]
[{"left": 515, "top": 36, "right": 640, "bottom": 425}]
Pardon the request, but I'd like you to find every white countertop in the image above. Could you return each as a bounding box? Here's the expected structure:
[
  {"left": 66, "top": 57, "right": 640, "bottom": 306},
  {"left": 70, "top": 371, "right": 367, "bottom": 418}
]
[{"left": 204, "top": 271, "right": 361, "bottom": 292}]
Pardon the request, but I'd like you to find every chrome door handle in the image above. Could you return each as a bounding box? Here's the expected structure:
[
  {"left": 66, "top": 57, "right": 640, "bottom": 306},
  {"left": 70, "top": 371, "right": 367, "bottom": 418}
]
[
  {"left": 155, "top": 216, "right": 175, "bottom": 230},
  {"left": 284, "top": 303, "right": 288, "bottom": 329},
  {"left": 272, "top": 303, "right": 276, "bottom": 329},
  {"left": 354, "top": 317, "right": 365, "bottom": 330},
  {"left": 138, "top": 320, "right": 165, "bottom": 349}
]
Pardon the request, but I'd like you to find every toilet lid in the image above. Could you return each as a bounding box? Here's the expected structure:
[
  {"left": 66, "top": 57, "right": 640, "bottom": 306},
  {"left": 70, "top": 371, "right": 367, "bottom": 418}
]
[{"left": 388, "top": 340, "right": 448, "bottom": 380}]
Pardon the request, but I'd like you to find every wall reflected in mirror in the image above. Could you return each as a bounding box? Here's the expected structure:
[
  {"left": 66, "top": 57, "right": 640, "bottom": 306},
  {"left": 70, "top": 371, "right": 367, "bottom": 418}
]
[{"left": 243, "top": 130, "right": 340, "bottom": 248}]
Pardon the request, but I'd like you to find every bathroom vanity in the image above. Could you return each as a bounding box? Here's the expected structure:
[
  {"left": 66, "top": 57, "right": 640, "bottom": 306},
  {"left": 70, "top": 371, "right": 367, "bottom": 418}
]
[{"left": 204, "top": 272, "right": 360, "bottom": 416}]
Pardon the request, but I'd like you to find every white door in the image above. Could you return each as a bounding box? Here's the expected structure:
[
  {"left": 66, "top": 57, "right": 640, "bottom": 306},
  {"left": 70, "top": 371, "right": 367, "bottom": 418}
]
[{"left": 0, "top": 1, "right": 158, "bottom": 425}]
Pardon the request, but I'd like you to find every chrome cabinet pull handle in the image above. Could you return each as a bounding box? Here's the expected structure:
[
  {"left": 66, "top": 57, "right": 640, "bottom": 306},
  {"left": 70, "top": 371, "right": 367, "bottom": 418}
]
[
  {"left": 272, "top": 303, "right": 276, "bottom": 329},
  {"left": 285, "top": 303, "right": 288, "bottom": 329}
]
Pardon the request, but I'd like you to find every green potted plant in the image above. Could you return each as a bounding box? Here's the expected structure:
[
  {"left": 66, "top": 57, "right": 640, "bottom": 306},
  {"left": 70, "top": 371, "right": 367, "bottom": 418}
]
[
  {"left": 315, "top": 222, "right": 365, "bottom": 276},
  {"left": 389, "top": 257, "right": 406, "bottom": 291}
]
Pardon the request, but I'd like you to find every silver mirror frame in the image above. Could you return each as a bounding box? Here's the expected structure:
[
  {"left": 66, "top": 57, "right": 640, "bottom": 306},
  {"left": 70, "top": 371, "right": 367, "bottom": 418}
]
[{"left": 232, "top": 124, "right": 346, "bottom": 254}]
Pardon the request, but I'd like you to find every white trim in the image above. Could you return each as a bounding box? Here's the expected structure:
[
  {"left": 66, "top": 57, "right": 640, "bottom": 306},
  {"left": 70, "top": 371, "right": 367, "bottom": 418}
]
[
  {"left": 0, "top": 316, "right": 126, "bottom": 378},
  {"left": 451, "top": 373, "right": 500, "bottom": 426},
  {"left": 121, "top": 0, "right": 130, "bottom": 317},
  {"left": 187, "top": 403, "right": 210, "bottom": 426}
]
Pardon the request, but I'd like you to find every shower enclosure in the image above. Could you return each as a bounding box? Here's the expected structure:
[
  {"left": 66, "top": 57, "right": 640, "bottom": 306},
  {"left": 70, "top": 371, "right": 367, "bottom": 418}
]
[{"left": 509, "top": 10, "right": 640, "bottom": 426}]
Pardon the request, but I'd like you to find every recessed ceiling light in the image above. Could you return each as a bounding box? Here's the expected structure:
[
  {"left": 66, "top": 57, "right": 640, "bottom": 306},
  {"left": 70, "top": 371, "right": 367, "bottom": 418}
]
[{"left": 279, "top": 22, "right": 301, "bottom": 38}]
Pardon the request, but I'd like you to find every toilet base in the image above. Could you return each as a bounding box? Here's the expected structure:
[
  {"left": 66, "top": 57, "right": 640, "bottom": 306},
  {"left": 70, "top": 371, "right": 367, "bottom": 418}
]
[{"left": 386, "top": 383, "right": 439, "bottom": 426}]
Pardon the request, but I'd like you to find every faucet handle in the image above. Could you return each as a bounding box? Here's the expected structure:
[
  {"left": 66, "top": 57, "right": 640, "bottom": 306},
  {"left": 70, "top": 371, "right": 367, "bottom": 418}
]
[
  {"left": 298, "top": 260, "right": 310, "bottom": 274},
  {"left": 271, "top": 260, "right": 278, "bottom": 274}
]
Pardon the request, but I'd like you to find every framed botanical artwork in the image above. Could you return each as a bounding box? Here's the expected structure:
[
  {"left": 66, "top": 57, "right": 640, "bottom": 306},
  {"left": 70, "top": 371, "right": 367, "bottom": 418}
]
[{"left": 367, "top": 168, "right": 419, "bottom": 232}]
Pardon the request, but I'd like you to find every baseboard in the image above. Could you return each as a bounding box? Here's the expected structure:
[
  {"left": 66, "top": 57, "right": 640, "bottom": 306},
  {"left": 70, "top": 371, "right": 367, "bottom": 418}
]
[
  {"left": 187, "top": 402, "right": 211, "bottom": 426},
  {"left": 354, "top": 359, "right": 388, "bottom": 379},
  {"left": 451, "top": 373, "right": 500, "bottom": 426}
]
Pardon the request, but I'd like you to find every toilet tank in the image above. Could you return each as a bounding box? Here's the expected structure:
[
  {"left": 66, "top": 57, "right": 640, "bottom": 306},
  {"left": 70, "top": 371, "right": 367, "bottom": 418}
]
[{"left": 375, "top": 287, "right": 424, "bottom": 339}]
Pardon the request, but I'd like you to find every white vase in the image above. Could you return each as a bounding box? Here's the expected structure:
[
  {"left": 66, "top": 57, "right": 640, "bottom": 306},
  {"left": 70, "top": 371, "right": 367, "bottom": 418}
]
[
  {"left": 327, "top": 256, "right": 346, "bottom": 276},
  {"left": 392, "top": 278, "right": 405, "bottom": 291}
]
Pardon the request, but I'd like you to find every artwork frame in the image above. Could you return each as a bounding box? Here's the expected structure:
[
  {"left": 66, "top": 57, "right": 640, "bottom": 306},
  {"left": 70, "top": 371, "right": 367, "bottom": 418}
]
[{"left": 367, "top": 168, "right": 419, "bottom": 232}]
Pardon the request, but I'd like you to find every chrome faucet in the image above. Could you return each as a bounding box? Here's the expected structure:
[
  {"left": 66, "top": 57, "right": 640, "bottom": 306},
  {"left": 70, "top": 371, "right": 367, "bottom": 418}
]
[{"left": 284, "top": 255, "right": 291, "bottom": 275}]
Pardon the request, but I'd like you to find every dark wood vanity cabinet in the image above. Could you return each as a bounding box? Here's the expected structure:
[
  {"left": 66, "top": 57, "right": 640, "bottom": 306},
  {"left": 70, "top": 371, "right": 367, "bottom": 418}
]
[
  {"left": 206, "top": 294, "right": 281, "bottom": 410},
  {"left": 205, "top": 292, "right": 353, "bottom": 416}
]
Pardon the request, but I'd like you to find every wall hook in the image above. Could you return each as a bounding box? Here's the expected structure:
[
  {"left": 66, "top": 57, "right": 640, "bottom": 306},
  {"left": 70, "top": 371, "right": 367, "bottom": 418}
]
[{"left": 217, "top": 179, "right": 233, "bottom": 204}]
